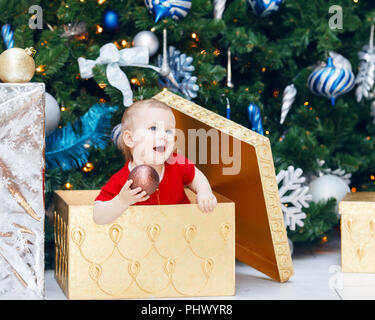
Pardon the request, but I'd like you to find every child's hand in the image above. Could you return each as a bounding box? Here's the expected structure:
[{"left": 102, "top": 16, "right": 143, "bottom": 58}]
[
  {"left": 197, "top": 192, "right": 217, "bottom": 213},
  {"left": 118, "top": 179, "right": 150, "bottom": 206}
]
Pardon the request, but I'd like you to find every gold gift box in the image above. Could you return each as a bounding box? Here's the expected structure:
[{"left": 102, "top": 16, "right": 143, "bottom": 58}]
[
  {"left": 53, "top": 90, "right": 293, "bottom": 299},
  {"left": 339, "top": 192, "right": 375, "bottom": 273},
  {"left": 54, "top": 189, "right": 235, "bottom": 299}
]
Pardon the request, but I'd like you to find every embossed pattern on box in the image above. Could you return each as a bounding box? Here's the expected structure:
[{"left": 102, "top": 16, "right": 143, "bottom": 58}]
[{"left": 54, "top": 189, "right": 235, "bottom": 299}]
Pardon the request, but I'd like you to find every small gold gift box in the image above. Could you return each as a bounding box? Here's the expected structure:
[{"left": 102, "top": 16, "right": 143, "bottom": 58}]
[
  {"left": 339, "top": 192, "right": 375, "bottom": 273},
  {"left": 54, "top": 189, "right": 235, "bottom": 299}
]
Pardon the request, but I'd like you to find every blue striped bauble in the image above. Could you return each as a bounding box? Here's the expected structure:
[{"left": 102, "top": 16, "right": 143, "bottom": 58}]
[
  {"left": 145, "top": 0, "right": 192, "bottom": 23},
  {"left": 247, "top": 103, "right": 264, "bottom": 135},
  {"left": 111, "top": 123, "right": 122, "bottom": 147},
  {"left": 247, "top": 0, "right": 283, "bottom": 17},
  {"left": 1, "top": 24, "right": 14, "bottom": 49},
  {"left": 307, "top": 57, "right": 355, "bottom": 105}
]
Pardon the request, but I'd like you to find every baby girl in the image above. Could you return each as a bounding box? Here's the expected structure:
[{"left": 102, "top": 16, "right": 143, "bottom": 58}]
[{"left": 93, "top": 99, "right": 217, "bottom": 225}]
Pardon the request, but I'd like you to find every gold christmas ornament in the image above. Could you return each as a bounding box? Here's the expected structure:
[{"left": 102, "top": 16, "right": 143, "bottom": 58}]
[{"left": 0, "top": 47, "right": 36, "bottom": 83}]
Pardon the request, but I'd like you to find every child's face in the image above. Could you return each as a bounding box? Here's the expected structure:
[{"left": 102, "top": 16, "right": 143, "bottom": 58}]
[{"left": 128, "top": 107, "right": 176, "bottom": 165}]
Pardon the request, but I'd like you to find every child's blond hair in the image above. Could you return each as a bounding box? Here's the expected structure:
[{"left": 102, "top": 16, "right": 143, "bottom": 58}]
[{"left": 118, "top": 99, "right": 174, "bottom": 161}]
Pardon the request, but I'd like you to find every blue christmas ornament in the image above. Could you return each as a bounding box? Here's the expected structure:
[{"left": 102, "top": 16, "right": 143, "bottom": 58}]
[
  {"left": 247, "top": 0, "right": 284, "bottom": 17},
  {"left": 1, "top": 24, "right": 14, "bottom": 49},
  {"left": 307, "top": 57, "right": 355, "bottom": 105},
  {"left": 103, "top": 9, "right": 119, "bottom": 30},
  {"left": 247, "top": 103, "right": 264, "bottom": 135},
  {"left": 145, "top": 0, "right": 192, "bottom": 23}
]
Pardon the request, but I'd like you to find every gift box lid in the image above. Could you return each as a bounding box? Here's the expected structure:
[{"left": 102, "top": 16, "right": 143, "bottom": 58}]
[
  {"left": 339, "top": 192, "right": 375, "bottom": 215},
  {"left": 153, "top": 90, "right": 293, "bottom": 283}
]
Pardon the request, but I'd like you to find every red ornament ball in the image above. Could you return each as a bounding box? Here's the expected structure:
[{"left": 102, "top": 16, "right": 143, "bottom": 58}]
[{"left": 128, "top": 165, "right": 160, "bottom": 195}]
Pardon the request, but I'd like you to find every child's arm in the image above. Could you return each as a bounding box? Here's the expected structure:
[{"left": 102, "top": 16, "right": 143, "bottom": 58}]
[
  {"left": 93, "top": 179, "right": 149, "bottom": 225},
  {"left": 187, "top": 167, "right": 217, "bottom": 213}
]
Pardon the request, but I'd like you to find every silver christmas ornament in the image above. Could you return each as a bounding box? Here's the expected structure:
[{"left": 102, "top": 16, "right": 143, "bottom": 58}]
[
  {"left": 309, "top": 175, "right": 350, "bottom": 213},
  {"left": 159, "top": 28, "right": 171, "bottom": 77},
  {"left": 226, "top": 47, "right": 234, "bottom": 88},
  {"left": 133, "top": 30, "right": 160, "bottom": 56},
  {"left": 280, "top": 84, "right": 296, "bottom": 124},
  {"left": 355, "top": 24, "right": 375, "bottom": 103},
  {"left": 45, "top": 92, "right": 61, "bottom": 136},
  {"left": 213, "top": 0, "right": 227, "bottom": 19}
]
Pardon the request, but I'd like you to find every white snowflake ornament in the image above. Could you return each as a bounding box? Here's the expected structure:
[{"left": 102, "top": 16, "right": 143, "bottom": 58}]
[
  {"left": 316, "top": 159, "right": 352, "bottom": 187},
  {"left": 320, "top": 168, "right": 352, "bottom": 186},
  {"left": 277, "top": 166, "right": 312, "bottom": 231}
]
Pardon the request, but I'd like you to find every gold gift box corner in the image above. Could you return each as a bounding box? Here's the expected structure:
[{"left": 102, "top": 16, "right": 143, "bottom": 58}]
[{"left": 339, "top": 192, "right": 375, "bottom": 273}]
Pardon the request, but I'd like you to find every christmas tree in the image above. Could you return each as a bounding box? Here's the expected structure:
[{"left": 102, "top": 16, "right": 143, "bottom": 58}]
[{"left": 1, "top": 0, "right": 375, "bottom": 267}]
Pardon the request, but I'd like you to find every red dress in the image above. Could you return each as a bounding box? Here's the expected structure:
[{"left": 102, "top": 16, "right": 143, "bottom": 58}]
[{"left": 95, "top": 153, "right": 195, "bottom": 205}]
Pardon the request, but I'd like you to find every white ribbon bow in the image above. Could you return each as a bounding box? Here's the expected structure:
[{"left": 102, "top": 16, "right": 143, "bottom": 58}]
[{"left": 78, "top": 43, "right": 154, "bottom": 107}]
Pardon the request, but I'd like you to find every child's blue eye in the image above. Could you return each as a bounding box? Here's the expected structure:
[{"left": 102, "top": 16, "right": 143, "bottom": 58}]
[
  {"left": 166, "top": 129, "right": 174, "bottom": 135},
  {"left": 149, "top": 126, "right": 157, "bottom": 131}
]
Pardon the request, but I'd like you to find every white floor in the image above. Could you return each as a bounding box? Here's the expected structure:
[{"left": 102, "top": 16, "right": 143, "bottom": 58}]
[{"left": 44, "top": 228, "right": 375, "bottom": 300}]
